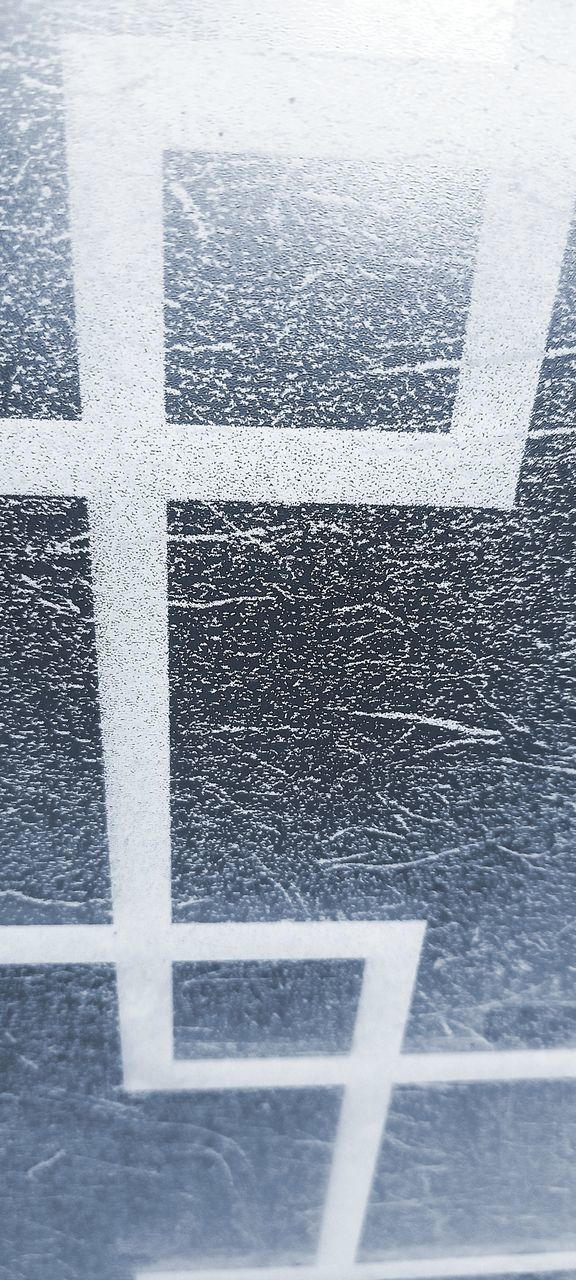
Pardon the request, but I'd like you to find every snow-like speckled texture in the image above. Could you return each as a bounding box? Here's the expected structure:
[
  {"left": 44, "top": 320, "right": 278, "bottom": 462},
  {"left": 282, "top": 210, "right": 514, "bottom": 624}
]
[
  {"left": 164, "top": 152, "right": 482, "bottom": 431},
  {"left": 0, "top": 0, "right": 228, "bottom": 425},
  {"left": 543, "top": 210, "right": 576, "bottom": 347},
  {"left": 173, "top": 958, "right": 363, "bottom": 1059},
  {"left": 169, "top": 431, "right": 576, "bottom": 1053},
  {"left": 0, "top": 966, "right": 339, "bottom": 1280},
  {"left": 0, "top": 498, "right": 110, "bottom": 922},
  {"left": 360, "top": 1081, "right": 576, "bottom": 1257},
  {"left": 0, "top": 37, "right": 81, "bottom": 418},
  {"left": 532, "top": 209, "right": 576, "bottom": 433}
]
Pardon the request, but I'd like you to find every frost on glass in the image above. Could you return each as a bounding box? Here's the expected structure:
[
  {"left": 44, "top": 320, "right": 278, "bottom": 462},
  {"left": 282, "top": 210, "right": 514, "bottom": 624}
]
[{"left": 164, "top": 152, "right": 482, "bottom": 431}]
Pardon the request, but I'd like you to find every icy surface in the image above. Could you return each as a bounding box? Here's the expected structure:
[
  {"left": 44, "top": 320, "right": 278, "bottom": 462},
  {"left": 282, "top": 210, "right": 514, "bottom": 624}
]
[
  {"left": 169, "top": 432, "right": 576, "bottom": 1053},
  {"left": 0, "top": 37, "right": 80, "bottom": 417},
  {"left": 0, "top": 966, "right": 338, "bottom": 1279},
  {"left": 164, "top": 152, "right": 482, "bottom": 431},
  {"left": 0, "top": 499, "right": 110, "bottom": 922},
  {"left": 360, "top": 1081, "right": 576, "bottom": 1257},
  {"left": 1, "top": 0, "right": 576, "bottom": 1272},
  {"left": 173, "top": 958, "right": 363, "bottom": 1059}
]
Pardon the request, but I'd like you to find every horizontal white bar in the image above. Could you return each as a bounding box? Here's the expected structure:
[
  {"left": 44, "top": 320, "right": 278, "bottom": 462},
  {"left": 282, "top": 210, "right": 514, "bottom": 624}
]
[
  {"left": 167, "top": 428, "right": 520, "bottom": 510},
  {"left": 362, "top": 1257, "right": 576, "bottom": 1279},
  {"left": 163, "top": 45, "right": 501, "bottom": 164},
  {"left": 86, "top": 3, "right": 515, "bottom": 67},
  {"left": 0, "top": 920, "right": 422, "bottom": 965},
  {"left": 170, "top": 920, "right": 423, "bottom": 963},
  {"left": 136, "top": 1248, "right": 576, "bottom": 1280},
  {"left": 0, "top": 421, "right": 95, "bottom": 495},
  {"left": 125, "top": 1053, "right": 350, "bottom": 1093},
  {"left": 0, "top": 925, "right": 116, "bottom": 965},
  {"left": 399, "top": 1048, "right": 576, "bottom": 1084},
  {"left": 65, "top": 35, "right": 576, "bottom": 170},
  {"left": 127, "top": 1046, "right": 576, "bottom": 1094},
  {"left": 0, "top": 419, "right": 520, "bottom": 511}
]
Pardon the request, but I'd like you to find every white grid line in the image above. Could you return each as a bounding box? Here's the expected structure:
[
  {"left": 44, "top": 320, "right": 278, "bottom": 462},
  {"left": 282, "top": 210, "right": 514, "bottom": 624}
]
[
  {"left": 2, "top": 5, "right": 576, "bottom": 1278},
  {"left": 136, "top": 1254, "right": 576, "bottom": 1280}
]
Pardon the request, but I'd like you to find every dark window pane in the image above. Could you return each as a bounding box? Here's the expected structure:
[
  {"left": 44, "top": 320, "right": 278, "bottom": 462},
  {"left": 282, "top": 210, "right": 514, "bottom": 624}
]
[
  {"left": 0, "top": 498, "right": 110, "bottom": 922},
  {"left": 0, "top": 965, "right": 340, "bottom": 1279},
  {"left": 360, "top": 1081, "right": 576, "bottom": 1259},
  {"left": 169, "top": 433, "right": 576, "bottom": 1052},
  {"left": 0, "top": 42, "right": 81, "bottom": 418},
  {"left": 173, "top": 958, "right": 363, "bottom": 1058},
  {"left": 164, "top": 152, "right": 482, "bottom": 431}
]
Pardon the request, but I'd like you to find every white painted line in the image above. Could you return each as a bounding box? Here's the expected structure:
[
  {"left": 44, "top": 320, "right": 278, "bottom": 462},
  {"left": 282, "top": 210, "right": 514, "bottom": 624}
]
[
  {"left": 0, "top": 422, "right": 544, "bottom": 511},
  {"left": 1, "top": 922, "right": 576, "bottom": 1087},
  {"left": 452, "top": 182, "right": 575, "bottom": 456},
  {"left": 87, "top": 493, "right": 174, "bottom": 1092},
  {"left": 399, "top": 1047, "right": 576, "bottom": 1084},
  {"left": 169, "top": 920, "right": 422, "bottom": 963},
  {"left": 0, "top": 920, "right": 575, "bottom": 1084},
  {"left": 136, "top": 1250, "right": 576, "bottom": 1280},
  {"left": 87, "top": 494, "right": 172, "bottom": 941},
  {"left": 106, "top": 1, "right": 515, "bottom": 67},
  {"left": 128, "top": 1054, "right": 351, "bottom": 1093},
  {"left": 163, "top": 40, "right": 500, "bottom": 164},
  {"left": 0, "top": 421, "right": 97, "bottom": 495},
  {"left": 63, "top": 37, "right": 164, "bottom": 426},
  {"left": 0, "top": 925, "right": 116, "bottom": 965},
  {"left": 318, "top": 923, "right": 425, "bottom": 1268},
  {"left": 450, "top": 5, "right": 576, "bottom": 475},
  {"left": 166, "top": 427, "right": 520, "bottom": 511}
]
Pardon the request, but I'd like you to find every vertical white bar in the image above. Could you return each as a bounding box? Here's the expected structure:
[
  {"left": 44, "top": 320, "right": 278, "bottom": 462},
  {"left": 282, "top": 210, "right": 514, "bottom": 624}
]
[
  {"left": 318, "top": 923, "right": 425, "bottom": 1267},
  {"left": 64, "top": 37, "right": 174, "bottom": 1090},
  {"left": 62, "top": 37, "right": 165, "bottom": 427},
  {"left": 452, "top": 0, "right": 576, "bottom": 501},
  {"left": 88, "top": 492, "right": 174, "bottom": 1090}
]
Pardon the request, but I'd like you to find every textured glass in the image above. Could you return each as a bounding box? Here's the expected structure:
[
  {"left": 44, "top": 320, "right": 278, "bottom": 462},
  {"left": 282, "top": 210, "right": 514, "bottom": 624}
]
[
  {"left": 164, "top": 152, "right": 482, "bottom": 431},
  {"left": 0, "top": 499, "right": 110, "bottom": 922},
  {"left": 360, "top": 1081, "right": 576, "bottom": 1258},
  {"left": 169, "top": 433, "right": 576, "bottom": 1053},
  {"left": 173, "top": 959, "right": 363, "bottom": 1058},
  {"left": 0, "top": 966, "right": 340, "bottom": 1279}
]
